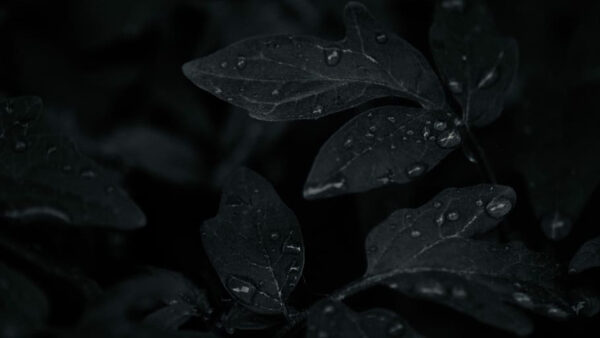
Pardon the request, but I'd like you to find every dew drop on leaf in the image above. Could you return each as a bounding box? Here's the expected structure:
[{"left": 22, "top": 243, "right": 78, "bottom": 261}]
[
  {"left": 441, "top": 0, "right": 465, "bottom": 11},
  {"left": 375, "top": 32, "right": 388, "bottom": 44},
  {"left": 80, "top": 169, "right": 97, "bottom": 179},
  {"left": 236, "top": 55, "right": 247, "bottom": 70},
  {"left": 475, "top": 199, "right": 484, "bottom": 207},
  {"left": 512, "top": 292, "right": 533, "bottom": 308},
  {"left": 13, "top": 140, "right": 27, "bottom": 152},
  {"left": 410, "top": 230, "right": 421, "bottom": 238},
  {"left": 541, "top": 211, "right": 572, "bottom": 241},
  {"left": 433, "top": 201, "right": 442, "bottom": 208},
  {"left": 343, "top": 138, "right": 353, "bottom": 148},
  {"left": 313, "top": 105, "right": 323, "bottom": 115},
  {"left": 485, "top": 197, "right": 513, "bottom": 218},
  {"left": 270, "top": 232, "right": 280, "bottom": 240},
  {"left": 477, "top": 68, "right": 500, "bottom": 89},
  {"left": 406, "top": 163, "right": 427, "bottom": 178},
  {"left": 448, "top": 79, "right": 463, "bottom": 94},
  {"left": 271, "top": 89, "right": 280, "bottom": 96},
  {"left": 433, "top": 120, "right": 447, "bottom": 131},
  {"left": 387, "top": 322, "right": 405, "bottom": 336},
  {"left": 324, "top": 47, "right": 341, "bottom": 66},
  {"left": 446, "top": 211, "right": 460, "bottom": 221},
  {"left": 436, "top": 129, "right": 462, "bottom": 148},
  {"left": 451, "top": 286, "right": 468, "bottom": 298},
  {"left": 387, "top": 116, "right": 396, "bottom": 123},
  {"left": 323, "top": 305, "right": 335, "bottom": 314},
  {"left": 220, "top": 61, "right": 228, "bottom": 69},
  {"left": 416, "top": 280, "right": 445, "bottom": 297}
]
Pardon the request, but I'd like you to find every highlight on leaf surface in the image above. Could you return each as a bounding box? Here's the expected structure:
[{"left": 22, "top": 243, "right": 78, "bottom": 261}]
[
  {"left": 304, "top": 106, "right": 461, "bottom": 199},
  {"left": 200, "top": 168, "right": 304, "bottom": 315},
  {"left": 183, "top": 2, "right": 445, "bottom": 121},
  {"left": 350, "top": 184, "right": 570, "bottom": 336},
  {"left": 0, "top": 96, "right": 146, "bottom": 230},
  {"left": 429, "top": 0, "right": 518, "bottom": 127}
]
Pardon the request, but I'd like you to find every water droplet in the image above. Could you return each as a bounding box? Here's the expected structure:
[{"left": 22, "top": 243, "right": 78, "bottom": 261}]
[
  {"left": 422, "top": 126, "right": 431, "bottom": 139},
  {"left": 365, "top": 132, "right": 375, "bottom": 138},
  {"left": 433, "top": 201, "right": 442, "bottom": 208},
  {"left": 485, "top": 197, "right": 513, "bottom": 218},
  {"left": 236, "top": 55, "right": 247, "bottom": 70},
  {"left": 226, "top": 277, "right": 256, "bottom": 303},
  {"left": 541, "top": 211, "right": 572, "bottom": 241},
  {"left": 388, "top": 282, "right": 399, "bottom": 289},
  {"left": 435, "top": 214, "right": 445, "bottom": 226},
  {"left": 324, "top": 47, "right": 341, "bottom": 66},
  {"left": 390, "top": 144, "right": 396, "bottom": 150},
  {"left": 406, "top": 129, "right": 414, "bottom": 136},
  {"left": 441, "top": 0, "right": 465, "bottom": 11},
  {"left": 323, "top": 305, "right": 335, "bottom": 314},
  {"left": 220, "top": 61, "right": 228, "bottom": 69},
  {"left": 283, "top": 243, "right": 302, "bottom": 254},
  {"left": 512, "top": 292, "right": 533, "bottom": 308},
  {"left": 547, "top": 306, "right": 569, "bottom": 319},
  {"left": 451, "top": 286, "right": 468, "bottom": 298},
  {"left": 477, "top": 69, "right": 499, "bottom": 89},
  {"left": 448, "top": 80, "right": 463, "bottom": 94},
  {"left": 446, "top": 211, "right": 460, "bottom": 221},
  {"left": 387, "top": 116, "right": 396, "bottom": 123},
  {"left": 13, "top": 140, "right": 27, "bottom": 152},
  {"left": 433, "top": 120, "right": 447, "bottom": 131},
  {"left": 312, "top": 105, "right": 323, "bottom": 115},
  {"left": 271, "top": 89, "right": 280, "bottom": 96},
  {"left": 387, "top": 322, "right": 405, "bottom": 336},
  {"left": 344, "top": 138, "right": 353, "bottom": 148},
  {"left": 369, "top": 125, "right": 377, "bottom": 132},
  {"left": 410, "top": 230, "right": 421, "bottom": 238},
  {"left": 461, "top": 55, "right": 468, "bottom": 62},
  {"left": 437, "top": 129, "right": 462, "bottom": 148},
  {"left": 80, "top": 169, "right": 96, "bottom": 179},
  {"left": 475, "top": 199, "right": 484, "bottom": 207},
  {"left": 214, "top": 87, "right": 223, "bottom": 94},
  {"left": 416, "top": 280, "right": 445, "bottom": 297},
  {"left": 406, "top": 163, "right": 427, "bottom": 178},
  {"left": 270, "top": 232, "right": 280, "bottom": 240},
  {"left": 46, "top": 146, "right": 57, "bottom": 156},
  {"left": 375, "top": 32, "right": 388, "bottom": 44}
]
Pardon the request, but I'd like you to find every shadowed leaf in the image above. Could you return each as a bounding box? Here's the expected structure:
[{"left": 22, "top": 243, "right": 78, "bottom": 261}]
[
  {"left": 0, "top": 97, "right": 146, "bottom": 229},
  {"left": 307, "top": 299, "right": 420, "bottom": 338},
  {"left": 569, "top": 236, "right": 600, "bottom": 274},
  {"left": 183, "top": 2, "right": 445, "bottom": 121},
  {"left": 304, "top": 106, "right": 461, "bottom": 199},
  {"left": 201, "top": 168, "right": 304, "bottom": 315},
  {"left": 430, "top": 0, "right": 518, "bottom": 127}
]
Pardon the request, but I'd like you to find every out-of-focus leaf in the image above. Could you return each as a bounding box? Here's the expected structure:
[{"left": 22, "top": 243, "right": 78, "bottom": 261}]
[
  {"left": 569, "top": 288, "right": 600, "bottom": 318},
  {"left": 569, "top": 236, "right": 600, "bottom": 274},
  {"left": 80, "top": 268, "right": 211, "bottom": 331},
  {"left": 429, "top": 0, "right": 518, "bottom": 127},
  {"left": 201, "top": 168, "right": 304, "bottom": 315},
  {"left": 349, "top": 185, "right": 569, "bottom": 336},
  {"left": 304, "top": 106, "right": 461, "bottom": 199},
  {"left": 0, "top": 262, "right": 48, "bottom": 336},
  {"left": 0, "top": 97, "right": 146, "bottom": 229},
  {"left": 183, "top": 2, "right": 444, "bottom": 121},
  {"left": 220, "top": 303, "right": 281, "bottom": 332},
  {"left": 100, "top": 126, "right": 205, "bottom": 186},
  {"left": 306, "top": 299, "right": 420, "bottom": 338}
]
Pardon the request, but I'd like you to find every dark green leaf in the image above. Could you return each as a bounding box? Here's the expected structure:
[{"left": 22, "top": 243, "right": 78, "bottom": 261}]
[
  {"left": 359, "top": 185, "right": 570, "bottom": 335},
  {"left": 183, "top": 2, "right": 445, "bottom": 121},
  {"left": 307, "top": 299, "right": 420, "bottom": 338},
  {"left": 304, "top": 106, "right": 461, "bottom": 199},
  {"left": 201, "top": 168, "right": 304, "bottom": 315},
  {"left": 429, "top": 0, "right": 518, "bottom": 127},
  {"left": 221, "top": 303, "right": 281, "bottom": 331},
  {"left": 0, "top": 97, "right": 146, "bottom": 229},
  {"left": 569, "top": 236, "right": 600, "bottom": 274}
]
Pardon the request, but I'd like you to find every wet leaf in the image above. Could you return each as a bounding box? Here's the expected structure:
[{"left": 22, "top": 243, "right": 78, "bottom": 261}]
[
  {"left": 201, "top": 168, "right": 304, "bottom": 315},
  {"left": 0, "top": 97, "right": 146, "bottom": 229},
  {"left": 304, "top": 106, "right": 461, "bottom": 199},
  {"left": 307, "top": 299, "right": 420, "bottom": 338},
  {"left": 569, "top": 236, "right": 600, "bottom": 274},
  {"left": 357, "top": 185, "right": 570, "bottom": 335},
  {"left": 430, "top": 0, "right": 518, "bottom": 127},
  {"left": 80, "top": 268, "right": 211, "bottom": 330},
  {"left": 0, "top": 262, "right": 48, "bottom": 335},
  {"left": 183, "top": 2, "right": 445, "bottom": 121},
  {"left": 220, "top": 303, "right": 281, "bottom": 332}
]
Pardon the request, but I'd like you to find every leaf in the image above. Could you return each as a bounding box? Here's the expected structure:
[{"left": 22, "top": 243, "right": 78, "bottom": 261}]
[
  {"left": 307, "top": 299, "right": 420, "bottom": 338},
  {"left": 201, "top": 168, "right": 304, "bottom": 315},
  {"left": 569, "top": 236, "right": 600, "bottom": 274},
  {"left": 183, "top": 2, "right": 445, "bottom": 121},
  {"left": 304, "top": 106, "right": 461, "bottom": 199},
  {"left": 220, "top": 303, "right": 281, "bottom": 332},
  {"left": 429, "top": 0, "right": 518, "bottom": 127},
  {"left": 0, "top": 96, "right": 146, "bottom": 229},
  {"left": 357, "top": 185, "right": 570, "bottom": 335},
  {"left": 0, "top": 262, "right": 48, "bottom": 335},
  {"left": 80, "top": 268, "right": 211, "bottom": 331}
]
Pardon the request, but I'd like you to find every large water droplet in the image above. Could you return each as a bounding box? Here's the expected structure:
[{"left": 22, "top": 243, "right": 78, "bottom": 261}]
[
  {"left": 437, "top": 129, "right": 462, "bottom": 148},
  {"left": 477, "top": 68, "right": 499, "bottom": 89},
  {"left": 324, "top": 47, "right": 341, "bottom": 66},
  {"left": 387, "top": 322, "right": 405, "bottom": 336},
  {"left": 406, "top": 163, "right": 427, "bottom": 178},
  {"left": 236, "top": 55, "right": 247, "bottom": 70},
  {"left": 475, "top": 199, "right": 484, "bottom": 207},
  {"left": 485, "top": 197, "right": 513, "bottom": 218},
  {"left": 448, "top": 80, "right": 463, "bottom": 94},
  {"left": 446, "top": 211, "right": 460, "bottom": 221},
  {"left": 375, "top": 32, "right": 388, "bottom": 44},
  {"left": 226, "top": 276, "right": 256, "bottom": 304}
]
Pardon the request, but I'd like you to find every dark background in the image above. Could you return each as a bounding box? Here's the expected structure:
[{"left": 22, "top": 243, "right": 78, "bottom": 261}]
[{"left": 1, "top": 0, "right": 600, "bottom": 337}]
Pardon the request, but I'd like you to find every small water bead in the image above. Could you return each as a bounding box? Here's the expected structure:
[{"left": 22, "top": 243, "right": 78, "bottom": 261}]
[
  {"left": 343, "top": 138, "right": 353, "bottom": 148},
  {"left": 406, "top": 163, "right": 426, "bottom": 178},
  {"left": 541, "top": 211, "right": 572, "bottom": 241},
  {"left": 312, "top": 105, "right": 323, "bottom": 115},
  {"left": 448, "top": 80, "right": 463, "bottom": 94},
  {"left": 547, "top": 306, "right": 569, "bottom": 319},
  {"left": 271, "top": 89, "right": 280, "bottom": 96},
  {"left": 13, "top": 140, "right": 27, "bottom": 152},
  {"left": 214, "top": 87, "right": 223, "bottom": 94},
  {"left": 270, "top": 232, "right": 280, "bottom": 240},
  {"left": 512, "top": 292, "right": 533, "bottom": 308},
  {"left": 375, "top": 32, "right": 388, "bottom": 44},
  {"left": 433, "top": 120, "right": 447, "bottom": 131},
  {"left": 369, "top": 125, "right": 377, "bottom": 132},
  {"left": 422, "top": 126, "right": 431, "bottom": 139},
  {"left": 433, "top": 201, "right": 442, "bottom": 208},
  {"left": 477, "top": 68, "right": 499, "bottom": 89},
  {"left": 220, "top": 61, "right": 228, "bottom": 69},
  {"left": 80, "top": 169, "right": 96, "bottom": 179},
  {"left": 475, "top": 199, "right": 484, "bottom": 207},
  {"left": 416, "top": 280, "right": 445, "bottom": 296},
  {"left": 406, "top": 129, "right": 414, "bottom": 136},
  {"left": 47, "top": 146, "right": 57, "bottom": 156},
  {"left": 365, "top": 132, "right": 375, "bottom": 138},
  {"left": 387, "top": 116, "right": 396, "bottom": 123},
  {"left": 410, "top": 230, "right": 421, "bottom": 238},
  {"left": 390, "top": 144, "right": 396, "bottom": 150},
  {"left": 387, "top": 322, "right": 405, "bottom": 336},
  {"left": 446, "top": 211, "right": 460, "bottom": 221},
  {"left": 437, "top": 129, "right": 462, "bottom": 148},
  {"left": 435, "top": 214, "right": 445, "bottom": 226},
  {"left": 323, "top": 305, "right": 335, "bottom": 314},
  {"left": 324, "top": 48, "right": 342, "bottom": 66},
  {"left": 236, "top": 55, "right": 247, "bottom": 70},
  {"left": 451, "top": 286, "right": 468, "bottom": 298},
  {"left": 485, "top": 197, "right": 513, "bottom": 219}
]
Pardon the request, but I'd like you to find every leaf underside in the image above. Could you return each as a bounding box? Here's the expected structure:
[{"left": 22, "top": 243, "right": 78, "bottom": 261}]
[
  {"left": 569, "top": 236, "right": 600, "bottom": 274},
  {"left": 361, "top": 184, "right": 570, "bottom": 335},
  {"left": 201, "top": 168, "right": 304, "bottom": 314},
  {"left": 183, "top": 2, "right": 445, "bottom": 121},
  {"left": 430, "top": 0, "right": 518, "bottom": 127},
  {"left": 307, "top": 299, "right": 420, "bottom": 338},
  {"left": 304, "top": 106, "right": 462, "bottom": 199},
  {"left": 0, "top": 97, "right": 146, "bottom": 229}
]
